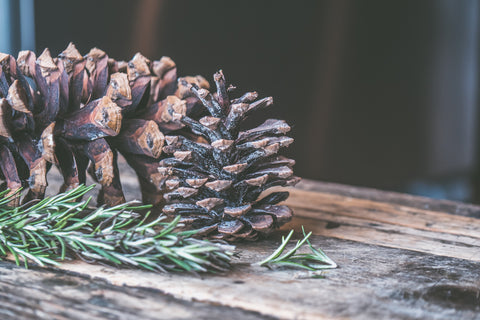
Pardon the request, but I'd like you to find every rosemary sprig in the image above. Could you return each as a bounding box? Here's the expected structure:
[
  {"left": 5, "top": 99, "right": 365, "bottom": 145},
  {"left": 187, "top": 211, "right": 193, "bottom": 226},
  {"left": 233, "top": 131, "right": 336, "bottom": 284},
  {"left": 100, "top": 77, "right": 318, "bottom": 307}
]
[
  {"left": 258, "top": 227, "right": 337, "bottom": 271},
  {"left": 0, "top": 185, "right": 234, "bottom": 273}
]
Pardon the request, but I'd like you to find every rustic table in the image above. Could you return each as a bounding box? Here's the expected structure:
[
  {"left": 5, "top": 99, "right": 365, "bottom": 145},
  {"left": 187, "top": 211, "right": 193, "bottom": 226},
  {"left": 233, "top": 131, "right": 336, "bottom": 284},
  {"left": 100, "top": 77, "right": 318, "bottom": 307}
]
[{"left": 1, "top": 166, "right": 479, "bottom": 319}]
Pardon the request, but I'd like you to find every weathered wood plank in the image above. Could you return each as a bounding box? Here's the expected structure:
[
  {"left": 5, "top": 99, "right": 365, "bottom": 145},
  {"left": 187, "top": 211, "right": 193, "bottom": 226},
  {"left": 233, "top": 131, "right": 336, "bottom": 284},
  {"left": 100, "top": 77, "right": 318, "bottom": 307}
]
[
  {"left": 286, "top": 215, "right": 480, "bottom": 262},
  {"left": 26, "top": 160, "right": 479, "bottom": 319},
  {"left": 50, "top": 234, "right": 480, "bottom": 320},
  {"left": 298, "top": 179, "right": 480, "bottom": 218},
  {"left": 276, "top": 188, "right": 480, "bottom": 262},
  {"left": 0, "top": 261, "right": 273, "bottom": 320},
  {"left": 284, "top": 187, "right": 480, "bottom": 238}
]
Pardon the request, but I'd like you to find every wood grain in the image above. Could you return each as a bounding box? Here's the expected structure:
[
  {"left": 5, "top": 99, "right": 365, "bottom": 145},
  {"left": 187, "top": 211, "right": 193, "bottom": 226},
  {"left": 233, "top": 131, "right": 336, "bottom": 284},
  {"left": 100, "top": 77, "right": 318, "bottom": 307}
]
[
  {"left": 49, "top": 235, "right": 480, "bottom": 320},
  {"left": 21, "top": 166, "right": 480, "bottom": 319},
  {"left": 0, "top": 262, "right": 271, "bottom": 320},
  {"left": 278, "top": 187, "right": 480, "bottom": 262},
  {"left": 298, "top": 179, "right": 480, "bottom": 218}
]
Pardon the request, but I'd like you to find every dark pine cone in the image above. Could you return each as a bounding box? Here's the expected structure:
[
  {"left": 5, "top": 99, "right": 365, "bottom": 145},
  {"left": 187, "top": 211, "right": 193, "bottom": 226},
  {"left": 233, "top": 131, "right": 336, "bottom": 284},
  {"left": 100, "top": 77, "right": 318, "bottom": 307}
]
[{"left": 160, "top": 71, "right": 300, "bottom": 241}]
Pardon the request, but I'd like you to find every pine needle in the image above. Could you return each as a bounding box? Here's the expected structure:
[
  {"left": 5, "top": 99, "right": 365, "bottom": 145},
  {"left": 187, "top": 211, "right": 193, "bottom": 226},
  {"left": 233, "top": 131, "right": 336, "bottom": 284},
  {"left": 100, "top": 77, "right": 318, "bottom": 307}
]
[{"left": 0, "top": 185, "right": 234, "bottom": 273}]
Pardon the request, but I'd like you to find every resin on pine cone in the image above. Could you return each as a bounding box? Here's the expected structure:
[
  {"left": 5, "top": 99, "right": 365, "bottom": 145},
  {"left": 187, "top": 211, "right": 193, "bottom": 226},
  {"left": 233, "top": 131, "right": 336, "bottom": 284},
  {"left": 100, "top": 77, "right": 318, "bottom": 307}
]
[{"left": 160, "top": 71, "right": 300, "bottom": 241}]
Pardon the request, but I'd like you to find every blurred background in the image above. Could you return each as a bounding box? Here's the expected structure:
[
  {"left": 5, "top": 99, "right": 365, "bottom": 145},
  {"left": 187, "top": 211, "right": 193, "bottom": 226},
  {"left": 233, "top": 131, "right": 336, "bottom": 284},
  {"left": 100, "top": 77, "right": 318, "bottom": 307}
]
[{"left": 1, "top": 0, "right": 479, "bottom": 203}]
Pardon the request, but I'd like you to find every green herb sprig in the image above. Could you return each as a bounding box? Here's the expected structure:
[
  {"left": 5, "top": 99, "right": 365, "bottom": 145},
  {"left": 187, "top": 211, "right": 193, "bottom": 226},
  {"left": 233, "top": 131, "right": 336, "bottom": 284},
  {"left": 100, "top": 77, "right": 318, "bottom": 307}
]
[
  {"left": 258, "top": 227, "right": 337, "bottom": 271},
  {"left": 0, "top": 185, "right": 234, "bottom": 273}
]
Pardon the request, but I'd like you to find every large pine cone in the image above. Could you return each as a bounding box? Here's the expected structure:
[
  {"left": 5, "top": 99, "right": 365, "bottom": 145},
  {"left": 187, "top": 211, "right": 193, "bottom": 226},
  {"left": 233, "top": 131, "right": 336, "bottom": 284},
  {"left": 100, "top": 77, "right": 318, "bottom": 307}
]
[
  {"left": 0, "top": 43, "right": 208, "bottom": 207},
  {"left": 160, "top": 71, "right": 300, "bottom": 241}
]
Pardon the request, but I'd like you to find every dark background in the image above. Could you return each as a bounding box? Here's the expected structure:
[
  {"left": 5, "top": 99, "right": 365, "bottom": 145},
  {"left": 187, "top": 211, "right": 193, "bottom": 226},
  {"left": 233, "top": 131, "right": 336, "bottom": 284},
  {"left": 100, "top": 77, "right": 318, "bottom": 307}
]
[{"left": 3, "top": 0, "right": 480, "bottom": 202}]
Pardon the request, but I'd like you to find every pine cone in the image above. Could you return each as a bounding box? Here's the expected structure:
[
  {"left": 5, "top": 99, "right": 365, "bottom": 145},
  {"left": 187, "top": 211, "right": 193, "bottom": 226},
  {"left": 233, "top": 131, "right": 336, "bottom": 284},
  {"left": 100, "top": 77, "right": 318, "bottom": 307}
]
[
  {"left": 0, "top": 44, "right": 209, "bottom": 207},
  {"left": 160, "top": 71, "right": 300, "bottom": 241}
]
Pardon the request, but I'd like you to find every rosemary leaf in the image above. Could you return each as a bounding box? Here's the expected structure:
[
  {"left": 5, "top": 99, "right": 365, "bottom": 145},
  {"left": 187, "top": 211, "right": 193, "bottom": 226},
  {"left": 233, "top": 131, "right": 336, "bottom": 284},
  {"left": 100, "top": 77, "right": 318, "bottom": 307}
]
[
  {"left": 0, "top": 185, "right": 235, "bottom": 273},
  {"left": 258, "top": 227, "right": 337, "bottom": 272}
]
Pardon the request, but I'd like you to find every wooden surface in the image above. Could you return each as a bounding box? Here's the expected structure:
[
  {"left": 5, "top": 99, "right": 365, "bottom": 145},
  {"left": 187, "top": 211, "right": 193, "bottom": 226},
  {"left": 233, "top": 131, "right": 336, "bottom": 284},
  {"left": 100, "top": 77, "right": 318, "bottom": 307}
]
[
  {"left": 282, "top": 185, "right": 480, "bottom": 262},
  {"left": 1, "top": 163, "right": 479, "bottom": 320}
]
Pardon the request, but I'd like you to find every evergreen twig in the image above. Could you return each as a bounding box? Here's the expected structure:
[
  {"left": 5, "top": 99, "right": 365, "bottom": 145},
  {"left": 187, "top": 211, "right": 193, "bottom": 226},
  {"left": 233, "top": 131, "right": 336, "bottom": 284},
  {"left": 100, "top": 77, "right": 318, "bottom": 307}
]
[
  {"left": 258, "top": 227, "right": 337, "bottom": 271},
  {"left": 0, "top": 185, "right": 234, "bottom": 273}
]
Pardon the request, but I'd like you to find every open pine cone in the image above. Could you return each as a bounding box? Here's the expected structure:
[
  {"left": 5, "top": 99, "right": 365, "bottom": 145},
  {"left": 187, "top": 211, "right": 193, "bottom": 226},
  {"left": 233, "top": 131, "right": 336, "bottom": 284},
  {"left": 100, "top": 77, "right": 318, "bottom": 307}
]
[
  {"left": 160, "top": 71, "right": 300, "bottom": 241},
  {"left": 0, "top": 44, "right": 208, "bottom": 207}
]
